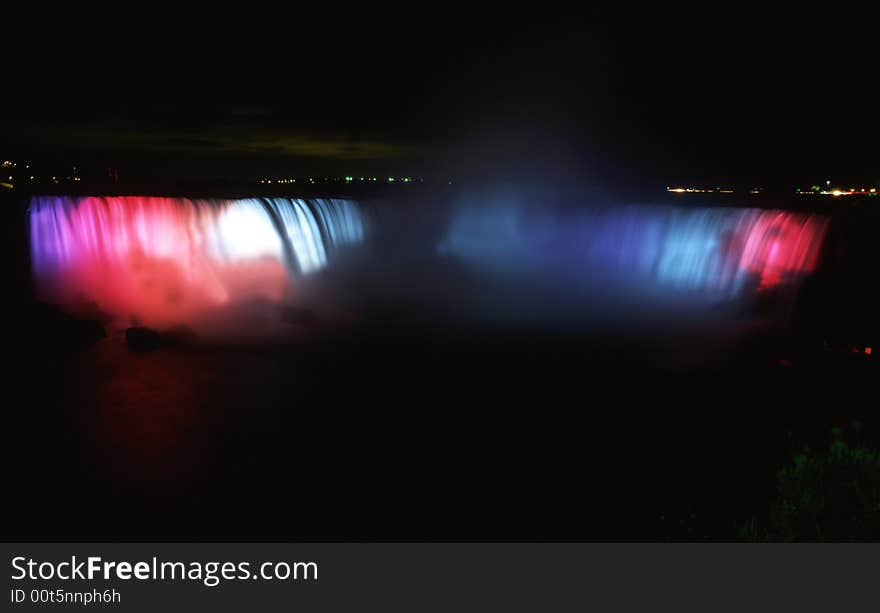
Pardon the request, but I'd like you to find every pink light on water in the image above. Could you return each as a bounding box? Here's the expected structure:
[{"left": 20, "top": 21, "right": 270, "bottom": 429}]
[
  {"left": 738, "top": 211, "right": 827, "bottom": 291},
  {"left": 30, "top": 196, "right": 364, "bottom": 328}
]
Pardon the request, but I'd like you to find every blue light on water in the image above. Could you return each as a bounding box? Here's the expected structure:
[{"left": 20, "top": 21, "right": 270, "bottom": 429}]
[{"left": 441, "top": 203, "right": 828, "bottom": 301}]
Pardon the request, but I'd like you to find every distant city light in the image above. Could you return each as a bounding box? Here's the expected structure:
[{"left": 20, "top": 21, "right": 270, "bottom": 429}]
[
  {"left": 669, "top": 184, "right": 877, "bottom": 198},
  {"left": 795, "top": 185, "right": 877, "bottom": 196},
  {"left": 666, "top": 186, "right": 734, "bottom": 194}
]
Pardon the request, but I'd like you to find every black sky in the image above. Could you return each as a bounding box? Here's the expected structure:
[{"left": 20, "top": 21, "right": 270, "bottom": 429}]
[{"left": 3, "top": 8, "right": 878, "bottom": 188}]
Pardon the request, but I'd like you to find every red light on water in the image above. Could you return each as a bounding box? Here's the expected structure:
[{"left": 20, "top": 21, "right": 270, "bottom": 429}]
[
  {"left": 738, "top": 212, "right": 827, "bottom": 291},
  {"left": 30, "top": 196, "right": 364, "bottom": 330}
]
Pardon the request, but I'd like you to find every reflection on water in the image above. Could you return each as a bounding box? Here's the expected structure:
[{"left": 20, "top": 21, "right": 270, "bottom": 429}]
[{"left": 71, "top": 334, "right": 289, "bottom": 488}]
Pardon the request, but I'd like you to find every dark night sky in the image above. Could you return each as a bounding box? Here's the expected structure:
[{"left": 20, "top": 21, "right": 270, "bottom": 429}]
[{"left": 3, "top": 8, "right": 878, "bottom": 188}]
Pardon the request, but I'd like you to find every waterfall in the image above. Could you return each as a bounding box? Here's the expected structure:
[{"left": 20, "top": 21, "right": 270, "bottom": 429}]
[
  {"left": 441, "top": 203, "right": 828, "bottom": 302},
  {"left": 29, "top": 196, "right": 366, "bottom": 327}
]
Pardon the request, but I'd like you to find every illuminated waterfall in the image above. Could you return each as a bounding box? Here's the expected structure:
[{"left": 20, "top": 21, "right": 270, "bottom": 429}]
[
  {"left": 442, "top": 204, "right": 828, "bottom": 301},
  {"left": 29, "top": 196, "right": 365, "bottom": 326}
]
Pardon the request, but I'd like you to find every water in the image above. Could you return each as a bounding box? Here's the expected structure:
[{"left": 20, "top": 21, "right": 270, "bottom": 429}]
[
  {"left": 29, "top": 196, "right": 365, "bottom": 329},
  {"left": 29, "top": 195, "right": 830, "bottom": 335},
  {"left": 441, "top": 202, "right": 828, "bottom": 307},
  {"left": 14, "top": 191, "right": 868, "bottom": 539}
]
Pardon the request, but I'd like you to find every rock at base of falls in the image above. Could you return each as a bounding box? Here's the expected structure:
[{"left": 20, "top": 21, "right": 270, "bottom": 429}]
[
  {"left": 125, "top": 325, "right": 196, "bottom": 352},
  {"left": 125, "top": 327, "right": 162, "bottom": 352}
]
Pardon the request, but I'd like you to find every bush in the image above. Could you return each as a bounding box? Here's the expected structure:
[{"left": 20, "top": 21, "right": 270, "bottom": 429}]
[{"left": 742, "top": 426, "right": 880, "bottom": 541}]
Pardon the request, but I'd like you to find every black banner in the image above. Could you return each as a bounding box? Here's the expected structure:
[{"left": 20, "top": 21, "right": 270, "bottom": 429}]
[{"left": 2, "top": 543, "right": 875, "bottom": 611}]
